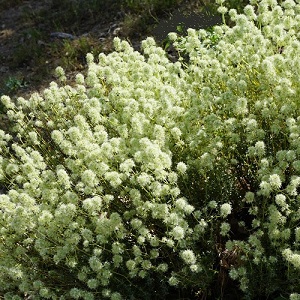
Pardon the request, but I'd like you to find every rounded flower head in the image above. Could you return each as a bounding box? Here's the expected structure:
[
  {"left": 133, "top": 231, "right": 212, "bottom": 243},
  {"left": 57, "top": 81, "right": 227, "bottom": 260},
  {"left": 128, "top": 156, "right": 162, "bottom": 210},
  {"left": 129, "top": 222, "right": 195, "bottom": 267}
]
[
  {"left": 220, "top": 203, "right": 232, "bottom": 218},
  {"left": 269, "top": 174, "right": 282, "bottom": 190},
  {"left": 171, "top": 225, "right": 185, "bottom": 240},
  {"left": 81, "top": 169, "right": 97, "bottom": 187},
  {"left": 86, "top": 53, "right": 94, "bottom": 65},
  {"left": 168, "top": 276, "right": 179, "bottom": 286},
  {"left": 220, "top": 222, "right": 231, "bottom": 236},
  {"left": 176, "top": 162, "right": 187, "bottom": 174},
  {"left": 180, "top": 249, "right": 196, "bottom": 265},
  {"left": 168, "top": 32, "right": 177, "bottom": 41},
  {"left": 55, "top": 66, "right": 66, "bottom": 82},
  {"left": 255, "top": 141, "right": 266, "bottom": 157}
]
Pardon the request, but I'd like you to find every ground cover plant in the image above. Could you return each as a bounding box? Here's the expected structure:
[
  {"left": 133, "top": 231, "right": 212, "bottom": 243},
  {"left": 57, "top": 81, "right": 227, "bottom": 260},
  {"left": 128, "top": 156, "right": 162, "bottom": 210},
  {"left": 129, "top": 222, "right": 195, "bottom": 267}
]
[{"left": 1, "top": 0, "right": 300, "bottom": 299}]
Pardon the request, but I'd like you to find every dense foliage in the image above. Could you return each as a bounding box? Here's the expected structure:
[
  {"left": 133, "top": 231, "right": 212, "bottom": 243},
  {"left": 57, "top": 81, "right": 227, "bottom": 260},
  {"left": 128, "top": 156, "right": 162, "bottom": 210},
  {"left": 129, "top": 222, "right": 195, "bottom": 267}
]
[{"left": 1, "top": 0, "right": 300, "bottom": 299}]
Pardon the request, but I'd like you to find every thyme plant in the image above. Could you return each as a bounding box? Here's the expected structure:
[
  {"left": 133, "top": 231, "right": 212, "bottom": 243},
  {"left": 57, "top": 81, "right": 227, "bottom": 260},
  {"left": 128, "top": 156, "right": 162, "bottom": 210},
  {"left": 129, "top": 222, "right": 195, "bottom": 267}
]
[{"left": 1, "top": 0, "right": 300, "bottom": 298}]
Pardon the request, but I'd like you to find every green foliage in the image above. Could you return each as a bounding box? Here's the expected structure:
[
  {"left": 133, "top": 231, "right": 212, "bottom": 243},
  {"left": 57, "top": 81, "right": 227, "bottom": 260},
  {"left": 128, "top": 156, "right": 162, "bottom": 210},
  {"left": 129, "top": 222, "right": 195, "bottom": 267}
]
[
  {"left": 2, "top": 77, "right": 27, "bottom": 94},
  {"left": 1, "top": 0, "right": 300, "bottom": 299}
]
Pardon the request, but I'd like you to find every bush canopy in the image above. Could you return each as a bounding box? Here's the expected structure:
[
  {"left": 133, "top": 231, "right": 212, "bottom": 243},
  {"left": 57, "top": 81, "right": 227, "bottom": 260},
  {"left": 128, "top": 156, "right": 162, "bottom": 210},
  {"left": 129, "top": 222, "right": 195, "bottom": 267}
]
[{"left": 1, "top": 0, "right": 300, "bottom": 299}]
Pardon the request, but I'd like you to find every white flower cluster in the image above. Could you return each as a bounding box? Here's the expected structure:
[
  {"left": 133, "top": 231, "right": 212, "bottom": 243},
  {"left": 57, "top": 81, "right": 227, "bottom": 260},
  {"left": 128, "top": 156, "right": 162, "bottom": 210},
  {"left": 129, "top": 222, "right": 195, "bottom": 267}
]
[
  {"left": 1, "top": 0, "right": 300, "bottom": 298},
  {"left": 0, "top": 34, "right": 197, "bottom": 298},
  {"left": 170, "top": 0, "right": 300, "bottom": 297}
]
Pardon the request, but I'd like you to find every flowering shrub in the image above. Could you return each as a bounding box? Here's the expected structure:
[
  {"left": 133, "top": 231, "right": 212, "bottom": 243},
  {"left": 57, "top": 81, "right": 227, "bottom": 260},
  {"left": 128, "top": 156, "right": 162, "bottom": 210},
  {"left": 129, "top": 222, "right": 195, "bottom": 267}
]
[{"left": 1, "top": 0, "right": 300, "bottom": 298}]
